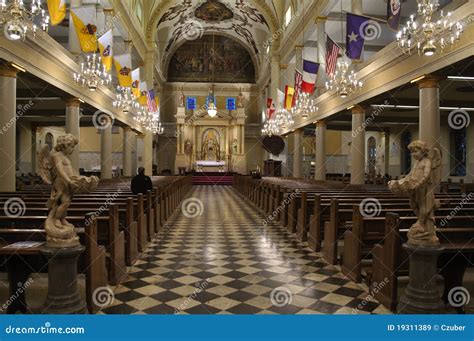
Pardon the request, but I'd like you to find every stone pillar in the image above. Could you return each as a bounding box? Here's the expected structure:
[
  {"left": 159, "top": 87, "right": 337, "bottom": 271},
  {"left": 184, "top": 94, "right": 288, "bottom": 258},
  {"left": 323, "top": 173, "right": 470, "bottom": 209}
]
[
  {"left": 142, "top": 132, "right": 153, "bottom": 176},
  {"left": 294, "top": 45, "right": 303, "bottom": 71},
  {"left": 68, "top": 0, "right": 83, "bottom": 56},
  {"left": 124, "top": 40, "right": 133, "bottom": 54},
  {"left": 270, "top": 54, "right": 280, "bottom": 105},
  {"left": 100, "top": 115, "right": 113, "bottom": 179},
  {"left": 131, "top": 132, "right": 138, "bottom": 175},
  {"left": 123, "top": 127, "right": 133, "bottom": 177},
  {"left": 351, "top": 0, "right": 363, "bottom": 15},
  {"left": 103, "top": 8, "right": 115, "bottom": 31},
  {"left": 0, "top": 65, "right": 18, "bottom": 192},
  {"left": 418, "top": 76, "right": 441, "bottom": 151},
  {"left": 383, "top": 131, "right": 390, "bottom": 176},
  {"left": 351, "top": 105, "right": 366, "bottom": 185},
  {"left": 315, "top": 121, "right": 326, "bottom": 181},
  {"left": 65, "top": 98, "right": 81, "bottom": 173},
  {"left": 293, "top": 129, "right": 303, "bottom": 178}
]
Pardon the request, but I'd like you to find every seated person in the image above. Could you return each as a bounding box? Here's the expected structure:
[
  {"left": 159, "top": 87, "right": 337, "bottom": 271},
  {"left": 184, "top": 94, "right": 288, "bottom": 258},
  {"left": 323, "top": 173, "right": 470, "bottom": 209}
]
[{"left": 131, "top": 167, "right": 153, "bottom": 194}]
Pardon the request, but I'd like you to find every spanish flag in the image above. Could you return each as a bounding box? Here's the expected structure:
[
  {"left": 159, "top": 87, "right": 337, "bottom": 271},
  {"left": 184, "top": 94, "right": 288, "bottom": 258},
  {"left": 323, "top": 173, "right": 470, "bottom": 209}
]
[
  {"left": 131, "top": 68, "right": 141, "bottom": 98},
  {"left": 71, "top": 7, "right": 98, "bottom": 53},
  {"left": 114, "top": 54, "right": 133, "bottom": 87},
  {"left": 47, "top": 0, "right": 66, "bottom": 26},
  {"left": 284, "top": 86, "right": 295, "bottom": 111},
  {"left": 98, "top": 30, "right": 113, "bottom": 72}
]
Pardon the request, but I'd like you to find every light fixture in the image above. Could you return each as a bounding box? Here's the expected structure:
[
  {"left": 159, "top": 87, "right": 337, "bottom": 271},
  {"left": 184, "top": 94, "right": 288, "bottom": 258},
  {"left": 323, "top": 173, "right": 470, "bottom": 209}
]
[
  {"left": 261, "top": 118, "right": 281, "bottom": 137},
  {"left": 0, "top": 0, "right": 49, "bottom": 41},
  {"left": 207, "top": 86, "right": 218, "bottom": 118},
  {"left": 291, "top": 92, "right": 318, "bottom": 118},
  {"left": 134, "top": 105, "right": 164, "bottom": 135},
  {"left": 74, "top": 53, "right": 112, "bottom": 91},
  {"left": 410, "top": 75, "right": 426, "bottom": 83},
  {"left": 326, "top": 59, "right": 363, "bottom": 98},
  {"left": 113, "top": 86, "right": 139, "bottom": 114},
  {"left": 396, "top": 0, "right": 464, "bottom": 57},
  {"left": 10, "top": 62, "right": 25, "bottom": 72},
  {"left": 447, "top": 76, "right": 474, "bottom": 81}
]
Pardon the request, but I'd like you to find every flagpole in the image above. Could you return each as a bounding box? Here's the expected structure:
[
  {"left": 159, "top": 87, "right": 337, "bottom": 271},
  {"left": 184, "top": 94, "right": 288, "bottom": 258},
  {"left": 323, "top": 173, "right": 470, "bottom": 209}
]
[{"left": 343, "top": 11, "right": 388, "bottom": 24}]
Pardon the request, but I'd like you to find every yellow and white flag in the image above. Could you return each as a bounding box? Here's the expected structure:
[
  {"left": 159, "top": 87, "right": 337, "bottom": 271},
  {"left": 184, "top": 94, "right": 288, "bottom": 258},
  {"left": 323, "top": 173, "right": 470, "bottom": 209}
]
[
  {"left": 71, "top": 7, "right": 98, "bottom": 53},
  {"left": 139, "top": 81, "right": 148, "bottom": 106},
  {"left": 98, "top": 30, "right": 113, "bottom": 72},
  {"left": 47, "top": 0, "right": 66, "bottom": 26},
  {"left": 131, "top": 68, "right": 141, "bottom": 98},
  {"left": 114, "top": 54, "right": 133, "bottom": 88}
]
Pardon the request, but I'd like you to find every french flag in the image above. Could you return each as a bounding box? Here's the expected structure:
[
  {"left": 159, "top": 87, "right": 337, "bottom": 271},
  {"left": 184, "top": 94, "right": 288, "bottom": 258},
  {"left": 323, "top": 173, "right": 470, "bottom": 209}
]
[{"left": 301, "top": 60, "right": 320, "bottom": 94}]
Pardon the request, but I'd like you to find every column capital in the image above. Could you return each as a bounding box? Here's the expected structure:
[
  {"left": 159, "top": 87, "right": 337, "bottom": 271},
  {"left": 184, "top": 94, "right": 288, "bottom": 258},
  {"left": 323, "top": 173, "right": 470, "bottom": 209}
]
[
  {"left": 294, "top": 44, "right": 304, "bottom": 50},
  {"left": 417, "top": 75, "right": 442, "bottom": 89},
  {"left": 315, "top": 16, "right": 327, "bottom": 23},
  {"left": 351, "top": 105, "right": 366, "bottom": 115},
  {"left": 103, "top": 8, "right": 114, "bottom": 15},
  {"left": 64, "top": 97, "right": 81, "bottom": 107},
  {"left": 123, "top": 126, "right": 132, "bottom": 132},
  {"left": 0, "top": 65, "right": 18, "bottom": 78},
  {"left": 316, "top": 120, "right": 326, "bottom": 127},
  {"left": 280, "top": 64, "right": 288, "bottom": 69}
]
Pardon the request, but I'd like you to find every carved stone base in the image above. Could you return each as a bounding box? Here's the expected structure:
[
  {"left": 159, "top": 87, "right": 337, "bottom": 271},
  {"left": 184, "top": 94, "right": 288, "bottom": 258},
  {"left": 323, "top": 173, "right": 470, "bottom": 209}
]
[
  {"left": 397, "top": 243, "right": 445, "bottom": 314},
  {"left": 39, "top": 245, "right": 87, "bottom": 314}
]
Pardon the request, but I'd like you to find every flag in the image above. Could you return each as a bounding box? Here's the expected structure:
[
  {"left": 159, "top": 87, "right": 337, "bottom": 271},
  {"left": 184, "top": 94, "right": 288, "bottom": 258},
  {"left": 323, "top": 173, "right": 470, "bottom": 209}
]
[
  {"left": 293, "top": 70, "right": 303, "bottom": 107},
  {"left": 71, "top": 7, "right": 98, "bottom": 53},
  {"left": 346, "top": 13, "right": 371, "bottom": 60},
  {"left": 326, "top": 36, "right": 340, "bottom": 76},
  {"left": 284, "top": 86, "right": 295, "bottom": 111},
  {"left": 301, "top": 60, "right": 320, "bottom": 94},
  {"left": 277, "top": 89, "right": 285, "bottom": 108},
  {"left": 147, "top": 89, "right": 158, "bottom": 113},
  {"left": 131, "top": 68, "right": 141, "bottom": 98},
  {"left": 267, "top": 98, "right": 275, "bottom": 119},
  {"left": 138, "top": 81, "right": 148, "bottom": 106},
  {"left": 98, "top": 30, "right": 113, "bottom": 72},
  {"left": 387, "top": 0, "right": 402, "bottom": 31},
  {"left": 47, "top": 0, "right": 66, "bottom": 26},
  {"left": 114, "top": 54, "right": 133, "bottom": 87}
]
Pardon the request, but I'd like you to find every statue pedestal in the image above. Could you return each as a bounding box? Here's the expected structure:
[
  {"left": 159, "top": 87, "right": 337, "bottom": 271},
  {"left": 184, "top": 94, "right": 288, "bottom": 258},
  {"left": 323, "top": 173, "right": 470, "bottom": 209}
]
[
  {"left": 397, "top": 243, "right": 445, "bottom": 314},
  {"left": 40, "top": 245, "right": 87, "bottom": 314}
]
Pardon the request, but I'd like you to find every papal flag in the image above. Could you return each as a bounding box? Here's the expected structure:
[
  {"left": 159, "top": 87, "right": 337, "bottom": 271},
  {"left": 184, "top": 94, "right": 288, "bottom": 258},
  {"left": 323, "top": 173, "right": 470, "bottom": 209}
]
[
  {"left": 131, "top": 68, "right": 141, "bottom": 98},
  {"left": 71, "top": 7, "right": 98, "bottom": 53},
  {"left": 47, "top": 0, "right": 66, "bottom": 26},
  {"left": 138, "top": 81, "right": 148, "bottom": 106},
  {"left": 98, "top": 30, "right": 113, "bottom": 72},
  {"left": 114, "top": 54, "right": 133, "bottom": 87}
]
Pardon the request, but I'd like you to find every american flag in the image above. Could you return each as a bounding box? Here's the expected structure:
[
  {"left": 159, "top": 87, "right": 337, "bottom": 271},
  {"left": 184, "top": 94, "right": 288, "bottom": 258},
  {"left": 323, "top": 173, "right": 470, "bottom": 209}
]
[
  {"left": 325, "top": 36, "right": 340, "bottom": 77},
  {"left": 147, "top": 89, "right": 158, "bottom": 113}
]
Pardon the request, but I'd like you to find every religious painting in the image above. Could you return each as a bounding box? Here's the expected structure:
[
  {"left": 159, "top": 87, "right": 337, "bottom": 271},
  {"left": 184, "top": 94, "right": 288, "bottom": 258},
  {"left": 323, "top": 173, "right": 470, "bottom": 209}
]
[
  {"left": 201, "top": 128, "right": 221, "bottom": 161},
  {"left": 194, "top": 0, "right": 234, "bottom": 22},
  {"left": 167, "top": 35, "right": 256, "bottom": 83}
]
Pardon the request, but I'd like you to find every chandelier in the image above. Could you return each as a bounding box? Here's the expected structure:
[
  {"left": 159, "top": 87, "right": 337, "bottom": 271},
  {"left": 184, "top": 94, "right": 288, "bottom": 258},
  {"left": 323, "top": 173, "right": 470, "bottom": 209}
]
[
  {"left": 396, "top": 0, "right": 464, "bottom": 56},
  {"left": 0, "top": 0, "right": 49, "bottom": 41},
  {"left": 274, "top": 108, "right": 294, "bottom": 129},
  {"left": 325, "top": 60, "right": 363, "bottom": 98},
  {"left": 113, "top": 86, "right": 139, "bottom": 114},
  {"left": 291, "top": 92, "right": 318, "bottom": 118},
  {"left": 74, "top": 53, "right": 112, "bottom": 92},
  {"left": 261, "top": 118, "right": 280, "bottom": 137},
  {"left": 134, "top": 106, "right": 164, "bottom": 135},
  {"left": 133, "top": 106, "right": 148, "bottom": 125}
]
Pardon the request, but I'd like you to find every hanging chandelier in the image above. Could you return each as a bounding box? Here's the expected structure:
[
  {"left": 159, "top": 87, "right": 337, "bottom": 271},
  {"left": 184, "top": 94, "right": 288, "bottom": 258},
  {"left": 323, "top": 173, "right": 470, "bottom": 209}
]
[
  {"left": 274, "top": 108, "right": 294, "bottom": 129},
  {"left": 74, "top": 53, "right": 112, "bottom": 92},
  {"left": 325, "top": 60, "right": 363, "bottom": 98},
  {"left": 207, "top": 85, "right": 218, "bottom": 118},
  {"left": 113, "top": 86, "right": 139, "bottom": 114},
  {"left": 0, "top": 0, "right": 49, "bottom": 41},
  {"left": 261, "top": 118, "right": 280, "bottom": 137},
  {"left": 133, "top": 106, "right": 164, "bottom": 135},
  {"left": 133, "top": 105, "right": 148, "bottom": 125},
  {"left": 396, "top": 0, "right": 463, "bottom": 56},
  {"left": 291, "top": 92, "right": 318, "bottom": 118}
]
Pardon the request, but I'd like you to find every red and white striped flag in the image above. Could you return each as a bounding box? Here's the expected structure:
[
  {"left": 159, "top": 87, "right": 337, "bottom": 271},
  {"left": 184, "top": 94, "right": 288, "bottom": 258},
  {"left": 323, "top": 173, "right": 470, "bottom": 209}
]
[
  {"left": 147, "top": 89, "right": 158, "bottom": 113},
  {"left": 325, "top": 36, "right": 340, "bottom": 77}
]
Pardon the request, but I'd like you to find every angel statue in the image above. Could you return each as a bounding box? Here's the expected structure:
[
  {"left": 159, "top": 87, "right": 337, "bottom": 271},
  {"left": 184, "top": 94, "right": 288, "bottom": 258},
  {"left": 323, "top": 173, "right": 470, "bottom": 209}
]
[
  {"left": 388, "top": 140, "right": 442, "bottom": 246},
  {"left": 38, "top": 134, "right": 99, "bottom": 248}
]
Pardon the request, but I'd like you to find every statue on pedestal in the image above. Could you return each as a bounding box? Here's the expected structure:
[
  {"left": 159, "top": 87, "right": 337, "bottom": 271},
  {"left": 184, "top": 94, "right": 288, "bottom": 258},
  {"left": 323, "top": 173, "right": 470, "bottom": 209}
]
[
  {"left": 237, "top": 89, "right": 244, "bottom": 108},
  {"left": 388, "top": 140, "right": 442, "bottom": 246},
  {"left": 38, "top": 134, "right": 99, "bottom": 248},
  {"left": 178, "top": 86, "right": 185, "bottom": 107}
]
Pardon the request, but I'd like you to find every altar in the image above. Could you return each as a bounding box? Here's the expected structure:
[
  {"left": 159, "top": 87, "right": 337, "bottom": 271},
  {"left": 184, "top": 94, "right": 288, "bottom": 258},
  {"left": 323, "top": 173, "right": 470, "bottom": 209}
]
[{"left": 195, "top": 160, "right": 226, "bottom": 172}]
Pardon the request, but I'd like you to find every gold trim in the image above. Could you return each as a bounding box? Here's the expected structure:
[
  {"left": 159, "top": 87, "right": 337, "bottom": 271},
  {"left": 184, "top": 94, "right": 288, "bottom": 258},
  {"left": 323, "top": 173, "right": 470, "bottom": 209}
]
[
  {"left": 64, "top": 98, "right": 81, "bottom": 108},
  {"left": 351, "top": 105, "right": 366, "bottom": 115},
  {"left": 417, "top": 75, "right": 442, "bottom": 89}
]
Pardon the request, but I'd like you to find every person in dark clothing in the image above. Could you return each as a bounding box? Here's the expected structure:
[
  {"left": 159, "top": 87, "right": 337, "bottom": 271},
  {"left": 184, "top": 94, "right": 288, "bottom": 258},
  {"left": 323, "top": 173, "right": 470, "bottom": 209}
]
[{"left": 131, "top": 167, "right": 153, "bottom": 194}]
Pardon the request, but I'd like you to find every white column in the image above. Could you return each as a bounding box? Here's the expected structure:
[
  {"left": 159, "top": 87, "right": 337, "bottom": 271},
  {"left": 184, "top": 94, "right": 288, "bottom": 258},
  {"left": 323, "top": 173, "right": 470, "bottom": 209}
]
[
  {"left": 65, "top": 98, "right": 81, "bottom": 172},
  {"left": 294, "top": 45, "right": 303, "bottom": 71},
  {"left": 316, "top": 17, "right": 327, "bottom": 95},
  {"left": 351, "top": 0, "right": 363, "bottom": 15},
  {"left": 123, "top": 127, "right": 133, "bottom": 177},
  {"left": 315, "top": 121, "right": 326, "bottom": 180},
  {"left": 383, "top": 132, "right": 390, "bottom": 175},
  {"left": 270, "top": 54, "right": 280, "bottom": 104},
  {"left": 293, "top": 129, "right": 303, "bottom": 178},
  {"left": 131, "top": 132, "right": 138, "bottom": 175},
  {"left": 351, "top": 105, "right": 366, "bottom": 185},
  {"left": 100, "top": 115, "right": 113, "bottom": 179},
  {"left": 0, "top": 65, "right": 18, "bottom": 192},
  {"left": 68, "top": 0, "right": 83, "bottom": 56},
  {"left": 418, "top": 76, "right": 441, "bottom": 151},
  {"left": 139, "top": 133, "right": 153, "bottom": 176}
]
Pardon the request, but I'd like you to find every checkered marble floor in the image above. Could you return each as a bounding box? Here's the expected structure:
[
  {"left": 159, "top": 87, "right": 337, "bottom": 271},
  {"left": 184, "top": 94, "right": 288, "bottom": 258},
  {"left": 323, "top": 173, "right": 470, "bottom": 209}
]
[{"left": 101, "top": 186, "right": 391, "bottom": 315}]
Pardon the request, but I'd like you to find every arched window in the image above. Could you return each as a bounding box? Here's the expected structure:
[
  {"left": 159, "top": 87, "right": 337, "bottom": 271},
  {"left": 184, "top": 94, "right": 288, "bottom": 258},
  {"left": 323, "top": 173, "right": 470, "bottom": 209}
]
[
  {"left": 450, "top": 128, "right": 467, "bottom": 176},
  {"left": 45, "top": 133, "right": 54, "bottom": 151}
]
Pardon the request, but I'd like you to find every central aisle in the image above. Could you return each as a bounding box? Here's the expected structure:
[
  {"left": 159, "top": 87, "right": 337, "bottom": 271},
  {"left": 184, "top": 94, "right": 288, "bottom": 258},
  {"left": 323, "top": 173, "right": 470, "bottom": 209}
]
[{"left": 102, "top": 186, "right": 390, "bottom": 314}]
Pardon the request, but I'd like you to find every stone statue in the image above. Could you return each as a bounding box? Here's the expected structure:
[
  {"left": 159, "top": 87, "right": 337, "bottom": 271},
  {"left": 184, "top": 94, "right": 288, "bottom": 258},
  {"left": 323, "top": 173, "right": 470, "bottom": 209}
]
[
  {"left": 178, "top": 86, "right": 185, "bottom": 107},
  {"left": 184, "top": 139, "right": 193, "bottom": 155},
  {"left": 38, "top": 134, "right": 99, "bottom": 248},
  {"left": 388, "top": 140, "right": 442, "bottom": 246},
  {"left": 232, "top": 138, "right": 238, "bottom": 154},
  {"left": 237, "top": 89, "right": 244, "bottom": 108}
]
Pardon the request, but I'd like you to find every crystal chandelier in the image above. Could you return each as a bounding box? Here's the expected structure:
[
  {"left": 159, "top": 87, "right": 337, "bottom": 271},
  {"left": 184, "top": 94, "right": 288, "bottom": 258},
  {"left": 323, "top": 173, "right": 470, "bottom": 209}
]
[
  {"left": 0, "top": 0, "right": 49, "bottom": 41},
  {"left": 396, "top": 0, "right": 464, "bottom": 56},
  {"left": 326, "top": 60, "right": 363, "bottom": 98},
  {"left": 133, "top": 106, "right": 148, "bottom": 125},
  {"left": 261, "top": 118, "right": 280, "bottom": 137},
  {"left": 113, "top": 86, "right": 139, "bottom": 114},
  {"left": 134, "top": 106, "right": 164, "bottom": 135},
  {"left": 274, "top": 108, "right": 294, "bottom": 129},
  {"left": 291, "top": 92, "right": 318, "bottom": 118},
  {"left": 74, "top": 53, "right": 112, "bottom": 92}
]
